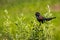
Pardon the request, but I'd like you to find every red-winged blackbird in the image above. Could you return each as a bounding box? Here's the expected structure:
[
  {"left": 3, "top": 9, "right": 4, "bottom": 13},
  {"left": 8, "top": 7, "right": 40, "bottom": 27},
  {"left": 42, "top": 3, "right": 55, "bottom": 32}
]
[{"left": 35, "top": 12, "right": 56, "bottom": 23}]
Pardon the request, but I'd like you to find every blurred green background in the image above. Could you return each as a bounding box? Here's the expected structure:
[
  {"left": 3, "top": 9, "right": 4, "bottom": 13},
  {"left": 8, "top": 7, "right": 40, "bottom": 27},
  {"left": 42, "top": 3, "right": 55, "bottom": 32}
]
[{"left": 0, "top": 0, "right": 60, "bottom": 40}]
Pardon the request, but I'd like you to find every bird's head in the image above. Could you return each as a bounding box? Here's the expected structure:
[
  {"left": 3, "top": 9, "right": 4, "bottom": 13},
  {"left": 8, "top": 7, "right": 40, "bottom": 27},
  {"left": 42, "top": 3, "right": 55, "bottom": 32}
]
[{"left": 35, "top": 12, "right": 40, "bottom": 17}]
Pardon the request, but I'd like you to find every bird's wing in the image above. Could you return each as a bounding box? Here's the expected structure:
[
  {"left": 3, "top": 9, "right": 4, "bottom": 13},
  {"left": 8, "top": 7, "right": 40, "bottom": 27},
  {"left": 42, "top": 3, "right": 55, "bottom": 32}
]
[{"left": 39, "top": 16, "right": 44, "bottom": 19}]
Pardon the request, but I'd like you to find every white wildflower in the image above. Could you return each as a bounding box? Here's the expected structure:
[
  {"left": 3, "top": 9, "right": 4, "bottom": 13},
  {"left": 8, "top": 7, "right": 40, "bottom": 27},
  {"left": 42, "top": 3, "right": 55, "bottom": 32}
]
[
  {"left": 16, "top": 34, "right": 19, "bottom": 39},
  {"left": 3, "top": 19, "right": 11, "bottom": 26},
  {"left": 44, "top": 12, "right": 48, "bottom": 17},
  {"left": 4, "top": 9, "right": 8, "bottom": 14},
  {"left": 47, "top": 5, "right": 50, "bottom": 13},
  {"left": 0, "top": 33, "right": 2, "bottom": 36},
  {"left": 21, "top": 13, "right": 23, "bottom": 16},
  {"left": 48, "top": 13, "right": 52, "bottom": 17},
  {"left": 7, "top": 15, "right": 10, "bottom": 19},
  {"left": 44, "top": 4, "right": 52, "bottom": 17},
  {"left": 26, "top": 25, "right": 28, "bottom": 28},
  {"left": 15, "top": 21, "right": 18, "bottom": 24},
  {"left": 34, "top": 20, "right": 36, "bottom": 25},
  {"left": 17, "top": 16, "right": 20, "bottom": 20}
]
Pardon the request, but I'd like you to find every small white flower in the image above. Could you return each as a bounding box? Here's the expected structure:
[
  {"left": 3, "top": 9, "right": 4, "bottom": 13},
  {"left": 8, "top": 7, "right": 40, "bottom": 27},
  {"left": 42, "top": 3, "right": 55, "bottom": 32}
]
[
  {"left": 49, "top": 13, "right": 52, "bottom": 17},
  {"left": 26, "top": 25, "right": 28, "bottom": 28},
  {"left": 34, "top": 20, "right": 36, "bottom": 25},
  {"left": 47, "top": 5, "right": 49, "bottom": 9},
  {"left": 50, "top": 23, "right": 54, "bottom": 26},
  {"left": 44, "top": 13, "right": 48, "bottom": 17},
  {"left": 7, "top": 19, "right": 8, "bottom": 21},
  {"left": 4, "top": 9, "right": 8, "bottom": 14},
  {"left": 21, "top": 13, "right": 23, "bottom": 16},
  {"left": 17, "top": 16, "right": 20, "bottom": 20},
  {"left": 0, "top": 33, "right": 2, "bottom": 36},
  {"left": 3, "top": 20, "right": 11, "bottom": 26},
  {"left": 15, "top": 21, "right": 18, "bottom": 24},
  {"left": 16, "top": 34, "right": 18, "bottom": 39},
  {"left": 47, "top": 4, "right": 50, "bottom": 13},
  {"left": 7, "top": 16, "right": 10, "bottom": 19}
]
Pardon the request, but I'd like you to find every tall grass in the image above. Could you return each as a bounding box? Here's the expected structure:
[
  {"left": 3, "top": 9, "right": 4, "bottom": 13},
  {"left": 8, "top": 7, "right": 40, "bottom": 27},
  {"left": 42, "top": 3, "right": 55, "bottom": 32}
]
[{"left": 0, "top": 0, "right": 59, "bottom": 40}]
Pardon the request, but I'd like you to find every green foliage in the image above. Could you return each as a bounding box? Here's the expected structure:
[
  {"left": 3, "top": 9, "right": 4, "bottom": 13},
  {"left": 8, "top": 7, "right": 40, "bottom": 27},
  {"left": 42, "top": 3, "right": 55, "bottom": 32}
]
[{"left": 0, "top": 0, "right": 60, "bottom": 40}]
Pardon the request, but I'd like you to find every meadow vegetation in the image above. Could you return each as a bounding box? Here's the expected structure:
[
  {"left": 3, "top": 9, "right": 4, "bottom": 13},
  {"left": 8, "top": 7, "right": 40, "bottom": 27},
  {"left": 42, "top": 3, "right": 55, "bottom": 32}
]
[{"left": 0, "top": 0, "right": 60, "bottom": 40}]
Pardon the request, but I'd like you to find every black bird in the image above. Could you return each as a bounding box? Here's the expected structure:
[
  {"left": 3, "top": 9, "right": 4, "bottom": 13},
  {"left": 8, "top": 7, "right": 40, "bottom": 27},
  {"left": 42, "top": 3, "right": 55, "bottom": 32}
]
[{"left": 35, "top": 12, "right": 56, "bottom": 23}]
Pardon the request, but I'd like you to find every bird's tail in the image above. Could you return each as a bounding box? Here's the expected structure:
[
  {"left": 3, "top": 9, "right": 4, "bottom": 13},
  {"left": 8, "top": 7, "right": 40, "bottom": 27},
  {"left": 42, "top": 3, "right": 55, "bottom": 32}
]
[
  {"left": 51, "top": 17, "right": 56, "bottom": 19},
  {"left": 46, "top": 17, "right": 56, "bottom": 21}
]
